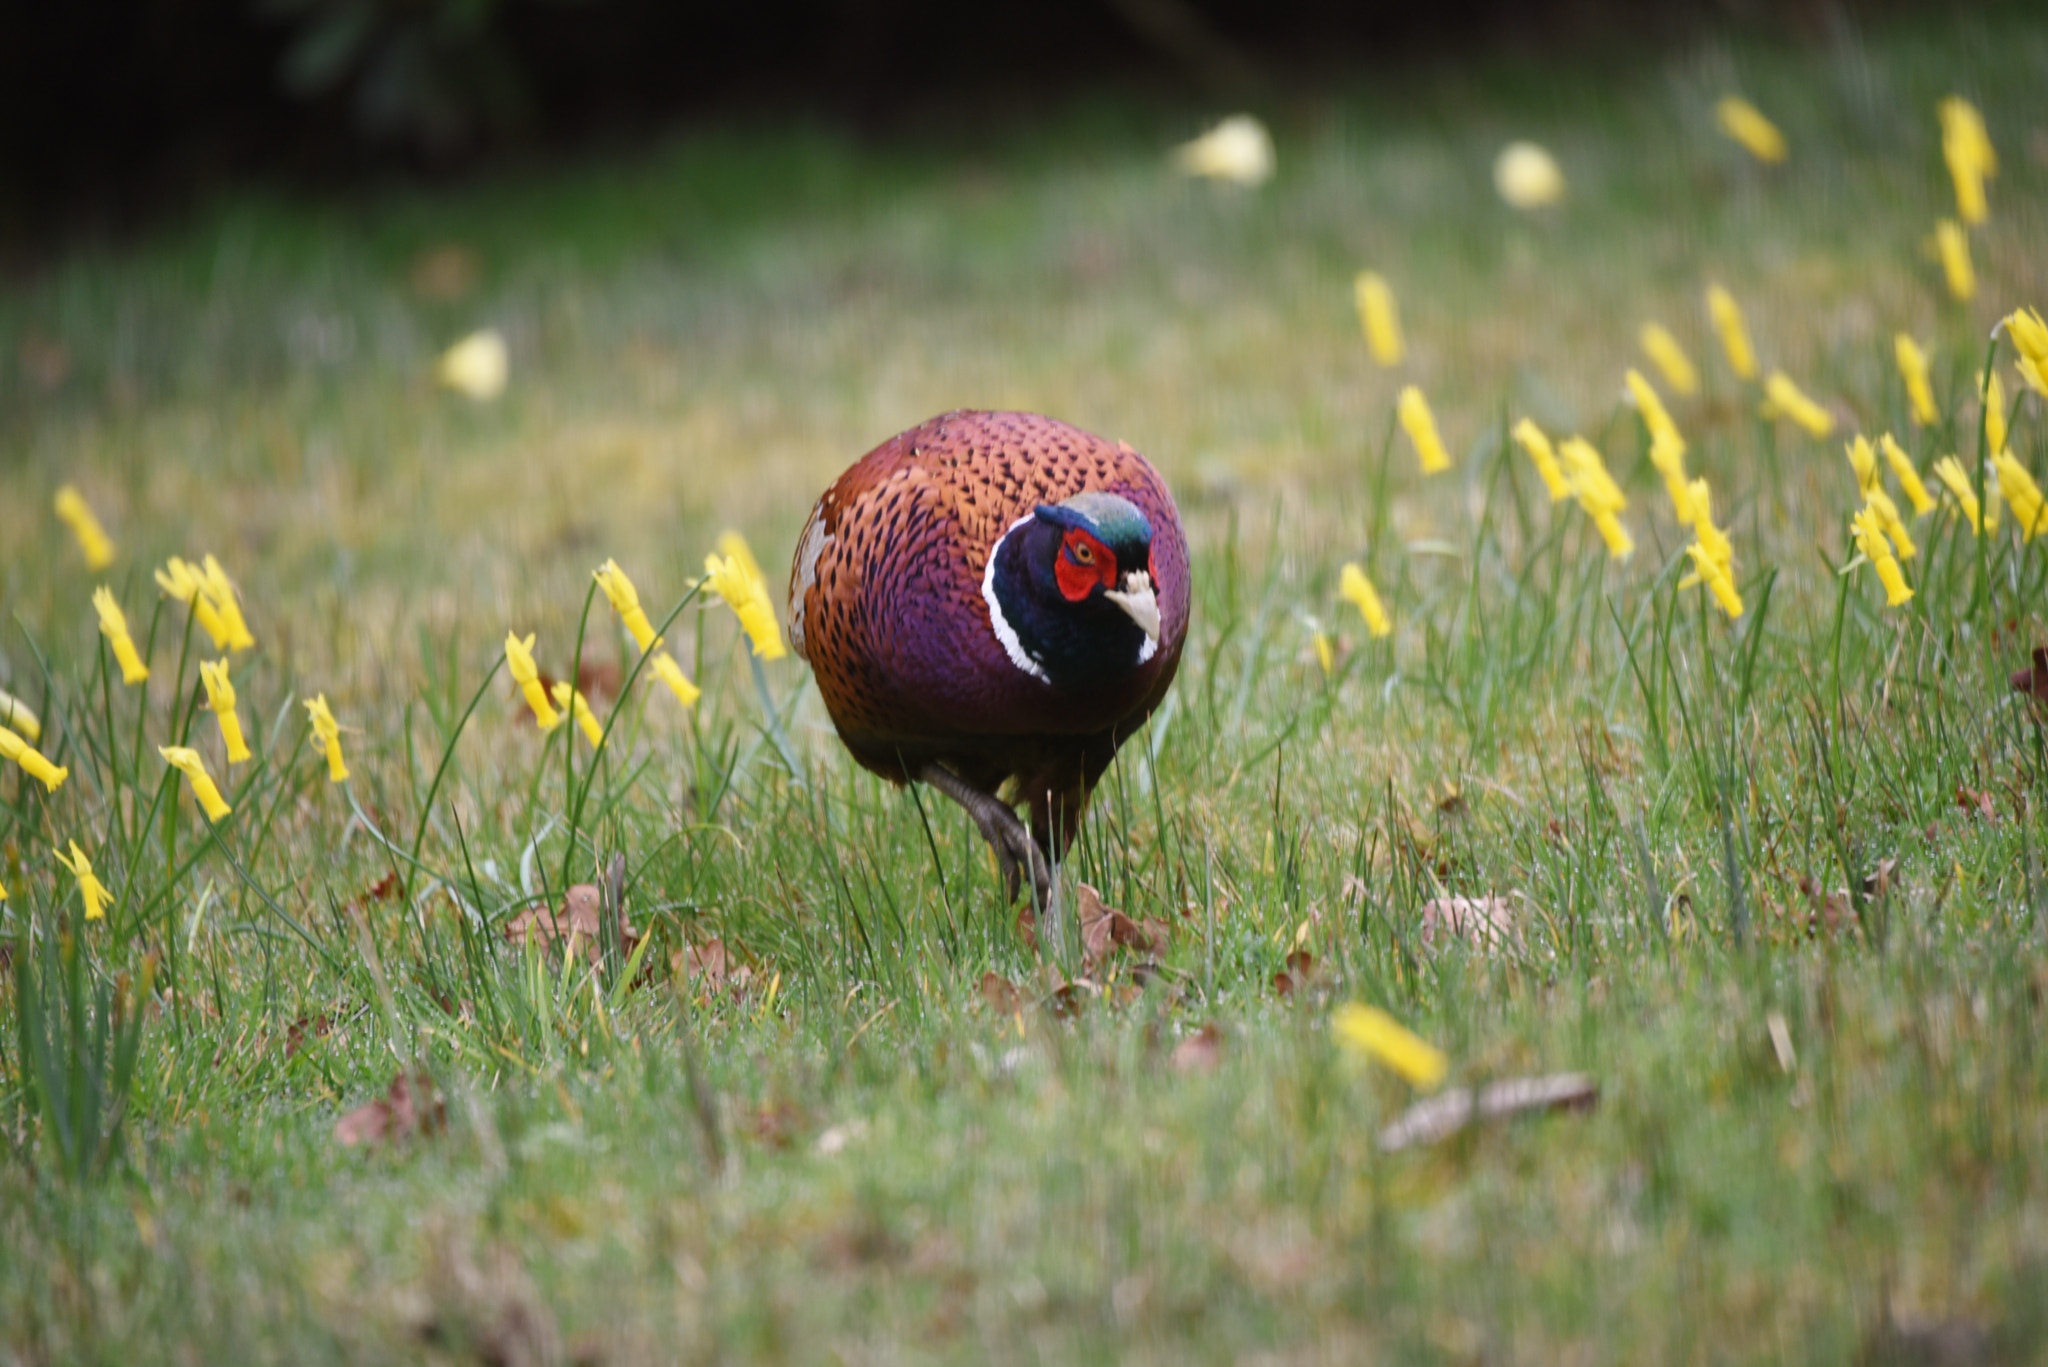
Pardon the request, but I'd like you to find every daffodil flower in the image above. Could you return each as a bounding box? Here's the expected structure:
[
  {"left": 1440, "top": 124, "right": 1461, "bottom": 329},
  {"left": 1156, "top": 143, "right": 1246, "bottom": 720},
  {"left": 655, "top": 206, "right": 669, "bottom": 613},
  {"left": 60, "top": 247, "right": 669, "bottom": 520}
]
[
  {"left": 0, "top": 685, "right": 40, "bottom": 743},
  {"left": 1685, "top": 542, "right": 1745, "bottom": 619},
  {"left": 1992, "top": 451, "right": 2047, "bottom": 540},
  {"left": 1894, "top": 335, "right": 1939, "bottom": 425},
  {"left": 1332, "top": 1003, "right": 1448, "bottom": 1089},
  {"left": 1981, "top": 369, "right": 2010, "bottom": 459},
  {"left": 91, "top": 587, "right": 149, "bottom": 685},
  {"left": 1649, "top": 435, "right": 1695, "bottom": 526},
  {"left": 1865, "top": 485, "right": 1917, "bottom": 560},
  {"left": 1844, "top": 435, "right": 1880, "bottom": 495},
  {"left": 54, "top": 841, "right": 112, "bottom": 921},
  {"left": 1172, "top": 115, "right": 1274, "bottom": 186},
  {"left": 1705, "top": 284, "right": 1758, "bottom": 380},
  {"left": 2004, "top": 307, "right": 2048, "bottom": 396},
  {"left": 1625, "top": 368, "right": 1687, "bottom": 457},
  {"left": 1851, "top": 506, "right": 1913, "bottom": 607},
  {"left": 436, "top": 329, "right": 509, "bottom": 400},
  {"left": 1639, "top": 324, "right": 1700, "bottom": 396},
  {"left": 1396, "top": 386, "right": 1451, "bottom": 475},
  {"left": 0, "top": 724, "right": 68, "bottom": 792},
  {"left": 1680, "top": 480, "right": 1734, "bottom": 577},
  {"left": 1559, "top": 437, "right": 1634, "bottom": 560},
  {"left": 159, "top": 745, "right": 232, "bottom": 822},
  {"left": 1510, "top": 418, "right": 1570, "bottom": 502},
  {"left": 1351, "top": 270, "right": 1404, "bottom": 366},
  {"left": 703, "top": 534, "right": 787, "bottom": 660},
  {"left": 155, "top": 557, "right": 232, "bottom": 650},
  {"left": 504, "top": 632, "right": 562, "bottom": 729},
  {"left": 651, "top": 653, "right": 702, "bottom": 708},
  {"left": 550, "top": 681, "right": 605, "bottom": 748},
  {"left": 1493, "top": 141, "right": 1565, "bottom": 208},
  {"left": 305, "top": 695, "right": 348, "bottom": 782},
  {"left": 1935, "top": 219, "right": 1975, "bottom": 301},
  {"left": 1930, "top": 456, "right": 1983, "bottom": 533},
  {"left": 1312, "top": 630, "right": 1334, "bottom": 677},
  {"left": 595, "top": 559, "right": 660, "bottom": 652},
  {"left": 53, "top": 485, "right": 116, "bottom": 569},
  {"left": 1716, "top": 95, "right": 1787, "bottom": 163},
  {"left": 1938, "top": 96, "right": 1995, "bottom": 225},
  {"left": 199, "top": 556, "right": 255, "bottom": 652},
  {"left": 1338, "top": 563, "right": 1392, "bottom": 638},
  {"left": 200, "top": 659, "right": 253, "bottom": 763},
  {"left": 1878, "top": 434, "right": 1936, "bottom": 516},
  {"left": 1761, "top": 371, "right": 1835, "bottom": 438}
]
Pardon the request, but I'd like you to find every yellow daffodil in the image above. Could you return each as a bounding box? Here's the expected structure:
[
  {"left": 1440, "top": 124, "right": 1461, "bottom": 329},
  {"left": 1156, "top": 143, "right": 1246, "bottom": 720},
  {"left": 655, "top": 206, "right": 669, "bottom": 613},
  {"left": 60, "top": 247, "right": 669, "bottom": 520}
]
[
  {"left": 54, "top": 841, "right": 113, "bottom": 921},
  {"left": 1332, "top": 1003, "right": 1448, "bottom": 1089},
  {"left": 1877, "top": 434, "right": 1936, "bottom": 516},
  {"left": 1559, "top": 437, "right": 1633, "bottom": 559},
  {"left": 550, "top": 681, "right": 605, "bottom": 748},
  {"left": 1626, "top": 369, "right": 1687, "bottom": 457},
  {"left": 159, "top": 745, "right": 232, "bottom": 822},
  {"left": 1894, "top": 335, "right": 1938, "bottom": 425},
  {"left": 1353, "top": 271, "right": 1404, "bottom": 366},
  {"left": 436, "top": 329, "right": 508, "bottom": 400},
  {"left": 198, "top": 556, "right": 255, "bottom": 652},
  {"left": 154, "top": 557, "right": 232, "bottom": 651},
  {"left": 0, "top": 685, "right": 40, "bottom": 743},
  {"left": 595, "top": 559, "right": 660, "bottom": 653},
  {"left": 504, "top": 632, "right": 562, "bottom": 729},
  {"left": 1312, "top": 630, "right": 1334, "bottom": 677},
  {"left": 1851, "top": 507, "right": 1913, "bottom": 607},
  {"left": 1704, "top": 284, "right": 1758, "bottom": 381},
  {"left": 1761, "top": 371, "right": 1835, "bottom": 438},
  {"left": 0, "top": 875, "right": 6, "bottom": 901},
  {"left": 704, "top": 534, "right": 788, "bottom": 660},
  {"left": 1648, "top": 435, "right": 1695, "bottom": 526},
  {"left": 1684, "top": 480, "right": 1735, "bottom": 577},
  {"left": 1844, "top": 435, "right": 1880, "bottom": 495},
  {"left": 1396, "top": 386, "right": 1451, "bottom": 475},
  {"left": 1938, "top": 96, "right": 1995, "bottom": 225},
  {"left": 1338, "top": 562, "right": 1392, "bottom": 638},
  {"left": 1993, "top": 451, "right": 2047, "bottom": 540},
  {"left": 1172, "top": 115, "right": 1274, "bottom": 186},
  {"left": 1930, "top": 456, "right": 1982, "bottom": 533},
  {"left": 53, "top": 485, "right": 116, "bottom": 569},
  {"left": 1511, "top": 418, "right": 1570, "bottom": 502},
  {"left": 1639, "top": 323, "right": 1700, "bottom": 396},
  {"left": 1980, "top": 369, "right": 2010, "bottom": 458},
  {"left": 1685, "top": 542, "right": 1745, "bottom": 619},
  {"left": 1935, "top": 219, "right": 1975, "bottom": 301},
  {"left": 2005, "top": 307, "right": 2048, "bottom": 396},
  {"left": 1865, "top": 485, "right": 1917, "bottom": 560},
  {"left": 1716, "top": 95, "right": 1788, "bottom": 163},
  {"left": 200, "top": 659, "right": 253, "bottom": 763},
  {"left": 0, "top": 724, "right": 68, "bottom": 792},
  {"left": 651, "top": 653, "right": 702, "bottom": 708},
  {"left": 305, "top": 695, "right": 348, "bottom": 782},
  {"left": 1493, "top": 141, "right": 1565, "bottom": 208},
  {"left": 91, "top": 587, "right": 149, "bottom": 685}
]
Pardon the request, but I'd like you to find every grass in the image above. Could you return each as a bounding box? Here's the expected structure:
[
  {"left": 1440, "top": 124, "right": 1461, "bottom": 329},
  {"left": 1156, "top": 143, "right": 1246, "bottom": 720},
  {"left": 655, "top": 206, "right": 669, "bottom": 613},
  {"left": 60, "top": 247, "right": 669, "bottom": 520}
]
[{"left": 5, "top": 7, "right": 2048, "bottom": 1361}]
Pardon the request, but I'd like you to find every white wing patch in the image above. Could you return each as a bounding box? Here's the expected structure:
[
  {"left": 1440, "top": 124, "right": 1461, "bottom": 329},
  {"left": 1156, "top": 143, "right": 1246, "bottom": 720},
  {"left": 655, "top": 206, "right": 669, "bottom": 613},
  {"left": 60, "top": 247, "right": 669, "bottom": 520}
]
[
  {"left": 789, "top": 502, "right": 831, "bottom": 658},
  {"left": 981, "top": 513, "right": 1049, "bottom": 683}
]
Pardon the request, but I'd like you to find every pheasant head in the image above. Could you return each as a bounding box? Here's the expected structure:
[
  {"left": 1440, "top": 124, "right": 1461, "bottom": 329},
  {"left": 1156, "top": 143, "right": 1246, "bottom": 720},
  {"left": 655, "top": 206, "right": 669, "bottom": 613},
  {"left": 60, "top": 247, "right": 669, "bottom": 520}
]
[{"left": 981, "top": 490, "right": 1160, "bottom": 688}]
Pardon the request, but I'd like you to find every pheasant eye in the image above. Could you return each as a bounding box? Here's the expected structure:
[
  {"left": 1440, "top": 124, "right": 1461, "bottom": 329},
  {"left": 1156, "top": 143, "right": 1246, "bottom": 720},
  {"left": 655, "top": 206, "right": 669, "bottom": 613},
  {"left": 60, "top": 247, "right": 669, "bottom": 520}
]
[{"left": 1066, "top": 535, "right": 1094, "bottom": 566}]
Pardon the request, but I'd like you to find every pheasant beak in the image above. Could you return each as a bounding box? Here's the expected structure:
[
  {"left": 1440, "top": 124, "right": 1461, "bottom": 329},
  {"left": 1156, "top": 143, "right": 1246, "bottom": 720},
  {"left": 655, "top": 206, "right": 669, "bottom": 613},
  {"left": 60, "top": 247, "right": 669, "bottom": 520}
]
[{"left": 1103, "top": 570, "right": 1161, "bottom": 643}]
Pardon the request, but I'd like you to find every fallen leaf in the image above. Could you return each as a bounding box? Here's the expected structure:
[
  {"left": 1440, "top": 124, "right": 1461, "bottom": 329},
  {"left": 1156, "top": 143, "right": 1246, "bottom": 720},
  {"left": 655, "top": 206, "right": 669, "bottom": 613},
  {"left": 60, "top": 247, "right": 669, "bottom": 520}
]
[
  {"left": 1956, "top": 787, "right": 1996, "bottom": 822},
  {"left": 506, "top": 883, "right": 636, "bottom": 966},
  {"left": 1170, "top": 1023, "right": 1224, "bottom": 1073},
  {"left": 673, "top": 937, "right": 756, "bottom": 999},
  {"left": 576, "top": 657, "right": 623, "bottom": 702},
  {"left": 367, "top": 871, "right": 402, "bottom": 902},
  {"left": 1076, "top": 882, "right": 1171, "bottom": 969},
  {"left": 1377, "top": 1072, "right": 1598, "bottom": 1151},
  {"left": 1272, "top": 949, "right": 1317, "bottom": 997},
  {"left": 1861, "top": 858, "right": 1899, "bottom": 899},
  {"left": 335, "top": 1070, "right": 445, "bottom": 1148},
  {"left": 979, "top": 971, "right": 1023, "bottom": 1017},
  {"left": 285, "top": 1013, "right": 331, "bottom": 1058},
  {"left": 747, "top": 1098, "right": 804, "bottom": 1150},
  {"left": 1419, "top": 895, "right": 1519, "bottom": 953}
]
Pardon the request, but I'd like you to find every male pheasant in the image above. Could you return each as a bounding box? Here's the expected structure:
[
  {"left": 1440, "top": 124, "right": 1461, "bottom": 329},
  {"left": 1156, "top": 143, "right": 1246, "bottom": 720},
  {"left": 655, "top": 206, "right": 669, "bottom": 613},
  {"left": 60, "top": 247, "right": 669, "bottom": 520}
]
[{"left": 789, "top": 410, "right": 1189, "bottom": 906}]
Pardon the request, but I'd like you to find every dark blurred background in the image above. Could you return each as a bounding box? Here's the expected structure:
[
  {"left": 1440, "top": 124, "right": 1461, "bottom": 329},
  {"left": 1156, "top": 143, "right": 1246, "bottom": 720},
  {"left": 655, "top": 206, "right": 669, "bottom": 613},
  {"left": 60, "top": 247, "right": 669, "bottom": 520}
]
[{"left": 0, "top": 0, "right": 1942, "bottom": 244}]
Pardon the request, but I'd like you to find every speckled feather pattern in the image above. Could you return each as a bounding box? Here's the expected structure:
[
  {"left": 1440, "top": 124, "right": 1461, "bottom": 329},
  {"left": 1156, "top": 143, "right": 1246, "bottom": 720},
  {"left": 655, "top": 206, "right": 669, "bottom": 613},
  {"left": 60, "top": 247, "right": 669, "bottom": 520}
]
[{"left": 789, "top": 410, "right": 1188, "bottom": 847}]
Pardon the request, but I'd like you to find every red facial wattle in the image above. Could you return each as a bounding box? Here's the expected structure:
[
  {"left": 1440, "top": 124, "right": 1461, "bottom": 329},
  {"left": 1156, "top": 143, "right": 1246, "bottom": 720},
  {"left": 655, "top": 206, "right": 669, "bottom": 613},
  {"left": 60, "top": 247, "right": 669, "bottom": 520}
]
[{"left": 1055, "top": 529, "right": 1117, "bottom": 602}]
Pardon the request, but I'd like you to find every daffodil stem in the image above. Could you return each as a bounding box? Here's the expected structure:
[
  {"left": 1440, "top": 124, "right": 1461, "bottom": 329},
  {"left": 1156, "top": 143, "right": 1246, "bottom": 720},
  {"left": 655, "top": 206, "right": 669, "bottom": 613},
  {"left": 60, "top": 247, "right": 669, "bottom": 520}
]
[{"left": 404, "top": 654, "right": 505, "bottom": 879}]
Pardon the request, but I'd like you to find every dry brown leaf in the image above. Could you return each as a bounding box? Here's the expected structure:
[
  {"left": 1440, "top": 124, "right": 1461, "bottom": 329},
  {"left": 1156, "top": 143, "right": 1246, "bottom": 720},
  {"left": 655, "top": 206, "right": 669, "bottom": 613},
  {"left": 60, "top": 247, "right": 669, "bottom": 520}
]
[
  {"left": 1272, "top": 949, "right": 1317, "bottom": 997},
  {"left": 505, "top": 884, "right": 637, "bottom": 966},
  {"left": 1419, "top": 895, "right": 1519, "bottom": 953},
  {"left": 1956, "top": 787, "right": 1996, "bottom": 822},
  {"left": 335, "top": 1070, "right": 445, "bottom": 1148},
  {"left": 673, "top": 937, "right": 756, "bottom": 999},
  {"left": 1377, "top": 1072, "right": 1598, "bottom": 1151},
  {"left": 285, "top": 1013, "right": 331, "bottom": 1058},
  {"left": 1170, "top": 1023, "right": 1224, "bottom": 1073},
  {"left": 2015, "top": 646, "right": 2048, "bottom": 713},
  {"left": 979, "top": 972, "right": 1023, "bottom": 1017},
  {"left": 1076, "top": 882, "right": 1170, "bottom": 969}
]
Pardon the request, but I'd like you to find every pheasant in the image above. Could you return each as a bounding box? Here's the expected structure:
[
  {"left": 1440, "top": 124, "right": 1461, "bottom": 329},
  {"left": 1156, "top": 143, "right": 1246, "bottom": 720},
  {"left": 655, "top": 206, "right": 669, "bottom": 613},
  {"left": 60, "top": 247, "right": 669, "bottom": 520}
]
[{"left": 789, "top": 410, "right": 1189, "bottom": 906}]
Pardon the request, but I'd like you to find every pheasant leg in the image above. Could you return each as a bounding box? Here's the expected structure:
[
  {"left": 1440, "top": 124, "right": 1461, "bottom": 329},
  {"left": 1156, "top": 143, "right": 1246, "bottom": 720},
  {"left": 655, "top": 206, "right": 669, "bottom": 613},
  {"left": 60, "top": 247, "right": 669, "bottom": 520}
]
[{"left": 918, "top": 763, "right": 1052, "bottom": 910}]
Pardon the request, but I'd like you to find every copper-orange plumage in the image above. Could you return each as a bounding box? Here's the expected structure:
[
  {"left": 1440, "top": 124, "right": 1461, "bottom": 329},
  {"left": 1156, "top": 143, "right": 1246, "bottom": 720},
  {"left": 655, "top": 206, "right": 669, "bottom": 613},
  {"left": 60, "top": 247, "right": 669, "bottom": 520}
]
[{"left": 789, "top": 410, "right": 1189, "bottom": 903}]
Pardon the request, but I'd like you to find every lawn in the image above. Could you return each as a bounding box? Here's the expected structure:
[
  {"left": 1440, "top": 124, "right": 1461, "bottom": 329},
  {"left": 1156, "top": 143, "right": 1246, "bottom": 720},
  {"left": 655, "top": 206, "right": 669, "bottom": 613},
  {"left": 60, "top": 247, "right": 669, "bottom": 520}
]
[{"left": 5, "top": 8, "right": 2048, "bottom": 1362}]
